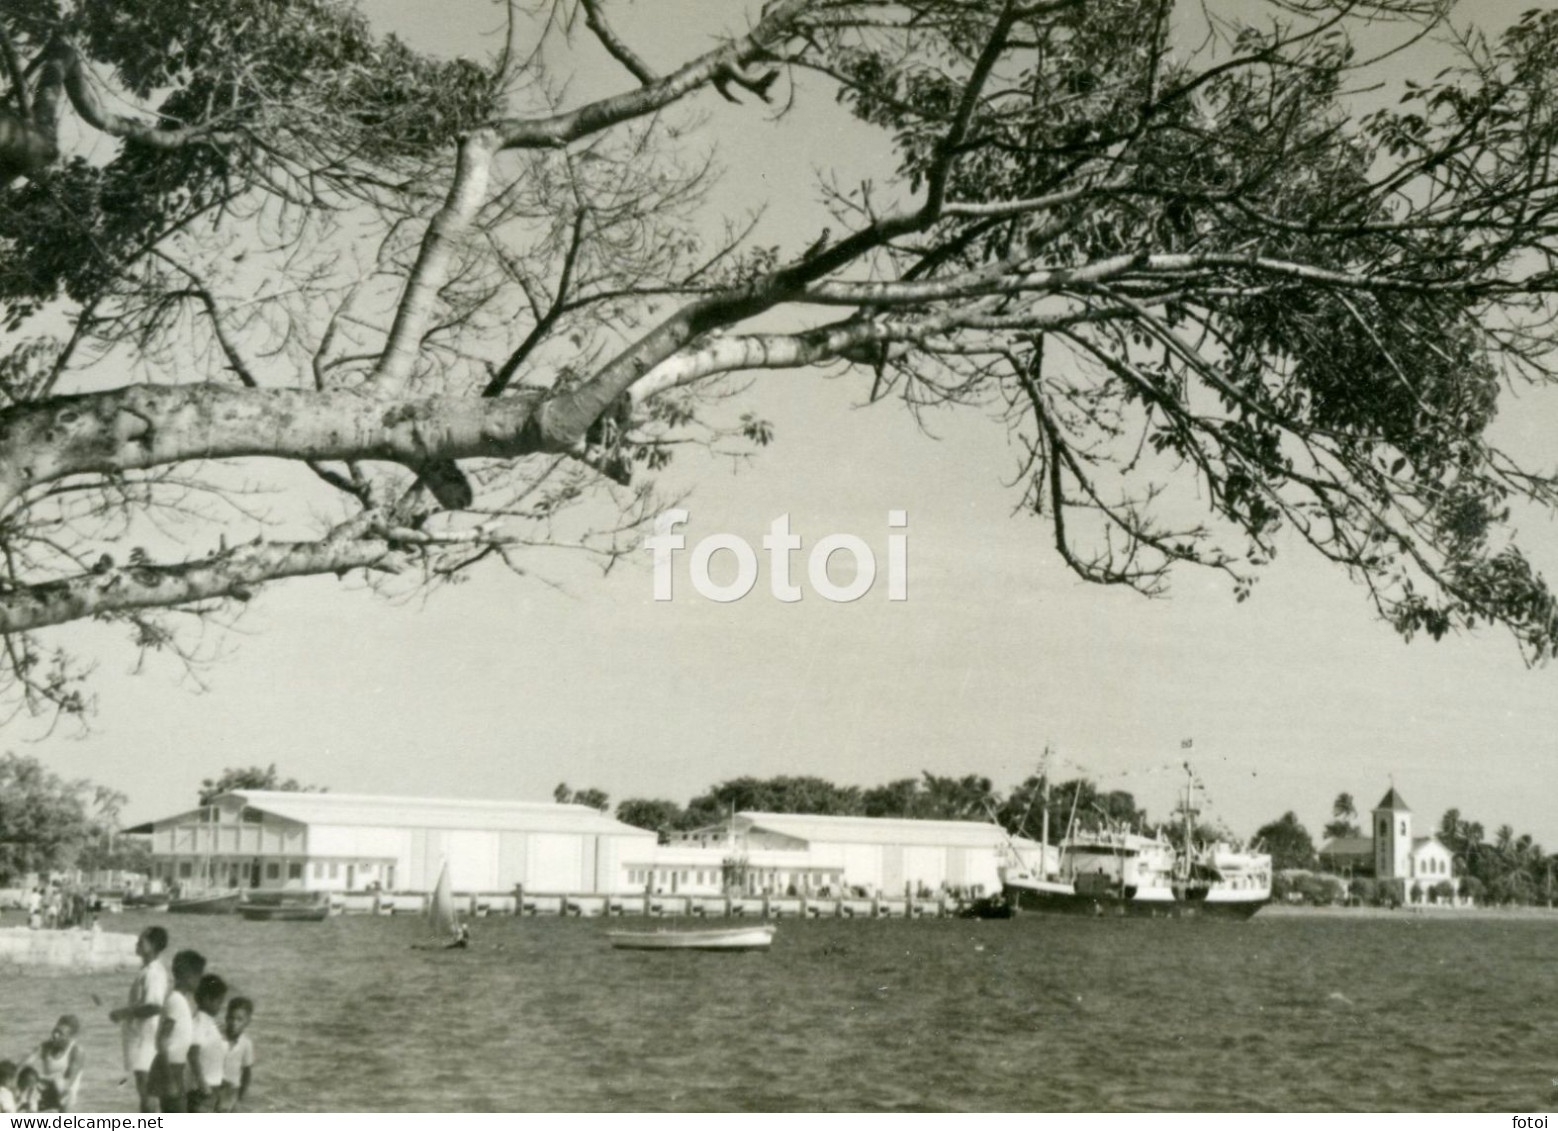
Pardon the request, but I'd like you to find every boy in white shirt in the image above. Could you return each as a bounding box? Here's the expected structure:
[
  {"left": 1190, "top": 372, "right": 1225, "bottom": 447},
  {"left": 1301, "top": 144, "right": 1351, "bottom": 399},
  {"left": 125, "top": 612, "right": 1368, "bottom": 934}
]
[
  {"left": 187, "top": 974, "right": 228, "bottom": 1113},
  {"left": 149, "top": 948, "right": 205, "bottom": 1113},
  {"left": 217, "top": 997, "right": 256, "bottom": 1112},
  {"left": 109, "top": 926, "right": 170, "bottom": 1113}
]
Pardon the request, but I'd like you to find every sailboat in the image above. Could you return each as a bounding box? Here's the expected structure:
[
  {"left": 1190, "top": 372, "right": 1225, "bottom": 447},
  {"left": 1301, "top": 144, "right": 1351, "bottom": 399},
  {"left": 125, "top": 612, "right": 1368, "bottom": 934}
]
[{"left": 413, "top": 861, "right": 466, "bottom": 949}]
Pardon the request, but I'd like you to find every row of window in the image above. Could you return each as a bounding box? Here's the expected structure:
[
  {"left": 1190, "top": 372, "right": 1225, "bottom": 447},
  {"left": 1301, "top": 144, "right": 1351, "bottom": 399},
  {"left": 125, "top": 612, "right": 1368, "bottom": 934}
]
[
  {"left": 628, "top": 869, "right": 722, "bottom": 886},
  {"left": 625, "top": 868, "right": 839, "bottom": 888},
  {"left": 167, "top": 861, "right": 300, "bottom": 881},
  {"left": 160, "top": 859, "right": 389, "bottom": 885},
  {"left": 191, "top": 807, "right": 266, "bottom": 824}
]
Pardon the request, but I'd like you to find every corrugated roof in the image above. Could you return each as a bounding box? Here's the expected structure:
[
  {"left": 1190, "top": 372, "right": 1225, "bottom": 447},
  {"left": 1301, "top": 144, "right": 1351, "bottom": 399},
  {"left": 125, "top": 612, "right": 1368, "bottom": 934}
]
[
  {"left": 740, "top": 811, "right": 1034, "bottom": 849},
  {"left": 1374, "top": 787, "right": 1411, "bottom": 812},
  {"left": 222, "top": 790, "right": 655, "bottom": 838}
]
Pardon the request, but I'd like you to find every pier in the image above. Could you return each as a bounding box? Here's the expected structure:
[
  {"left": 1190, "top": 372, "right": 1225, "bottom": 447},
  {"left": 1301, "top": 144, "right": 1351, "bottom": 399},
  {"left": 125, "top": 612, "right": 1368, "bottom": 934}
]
[{"left": 337, "top": 889, "right": 983, "bottom": 920}]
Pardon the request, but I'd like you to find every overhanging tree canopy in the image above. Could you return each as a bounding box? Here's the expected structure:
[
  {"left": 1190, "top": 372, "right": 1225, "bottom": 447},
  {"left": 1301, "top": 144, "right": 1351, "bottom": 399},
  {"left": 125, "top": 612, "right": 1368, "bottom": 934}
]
[
  {"left": 0, "top": 750, "right": 126, "bottom": 879},
  {"left": 3, "top": 0, "right": 1558, "bottom": 719}
]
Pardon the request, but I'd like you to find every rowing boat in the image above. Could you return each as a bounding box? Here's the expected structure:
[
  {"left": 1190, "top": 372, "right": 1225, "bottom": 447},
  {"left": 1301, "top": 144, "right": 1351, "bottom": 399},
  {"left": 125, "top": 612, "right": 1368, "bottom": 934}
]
[{"left": 605, "top": 924, "right": 776, "bottom": 952}]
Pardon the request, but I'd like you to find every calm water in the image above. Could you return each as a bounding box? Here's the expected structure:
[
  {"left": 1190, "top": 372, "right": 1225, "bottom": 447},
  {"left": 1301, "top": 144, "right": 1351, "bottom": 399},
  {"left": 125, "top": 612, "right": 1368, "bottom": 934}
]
[{"left": 2, "top": 910, "right": 1554, "bottom": 1112}]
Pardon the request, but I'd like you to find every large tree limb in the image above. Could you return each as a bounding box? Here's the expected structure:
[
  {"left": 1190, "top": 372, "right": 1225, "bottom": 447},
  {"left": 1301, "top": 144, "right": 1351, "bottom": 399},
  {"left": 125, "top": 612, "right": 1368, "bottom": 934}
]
[
  {"left": 0, "top": 535, "right": 407, "bottom": 635},
  {"left": 372, "top": 133, "right": 494, "bottom": 389},
  {"left": 495, "top": 0, "right": 808, "bottom": 150},
  {"left": 0, "top": 386, "right": 557, "bottom": 510},
  {"left": 52, "top": 40, "right": 240, "bottom": 150},
  {"left": 534, "top": 10, "right": 1024, "bottom": 447}
]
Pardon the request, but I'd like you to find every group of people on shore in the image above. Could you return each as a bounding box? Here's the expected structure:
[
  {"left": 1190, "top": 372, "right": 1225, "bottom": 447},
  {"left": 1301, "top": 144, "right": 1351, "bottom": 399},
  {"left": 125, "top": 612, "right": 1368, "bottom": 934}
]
[
  {"left": 109, "top": 927, "right": 256, "bottom": 1113},
  {"left": 21, "top": 885, "right": 95, "bottom": 931},
  {"left": 0, "top": 926, "right": 256, "bottom": 1114}
]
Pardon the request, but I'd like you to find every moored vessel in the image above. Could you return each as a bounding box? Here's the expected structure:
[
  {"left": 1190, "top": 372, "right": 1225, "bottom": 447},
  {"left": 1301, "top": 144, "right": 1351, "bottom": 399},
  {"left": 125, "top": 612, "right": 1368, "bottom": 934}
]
[
  {"left": 167, "top": 890, "right": 242, "bottom": 915},
  {"left": 1000, "top": 763, "right": 1271, "bottom": 919}
]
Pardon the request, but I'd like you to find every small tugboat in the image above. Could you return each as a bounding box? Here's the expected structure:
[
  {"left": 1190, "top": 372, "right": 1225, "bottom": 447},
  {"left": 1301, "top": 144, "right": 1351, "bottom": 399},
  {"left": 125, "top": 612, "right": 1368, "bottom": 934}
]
[
  {"left": 605, "top": 924, "right": 776, "bottom": 952},
  {"left": 1001, "top": 763, "right": 1271, "bottom": 919}
]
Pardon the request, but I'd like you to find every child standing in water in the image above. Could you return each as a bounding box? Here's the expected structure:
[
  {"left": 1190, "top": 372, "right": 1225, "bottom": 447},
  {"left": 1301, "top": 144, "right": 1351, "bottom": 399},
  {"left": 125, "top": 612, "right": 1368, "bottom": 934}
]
[
  {"left": 109, "top": 926, "right": 170, "bottom": 1113},
  {"left": 150, "top": 949, "right": 205, "bottom": 1113},
  {"left": 217, "top": 997, "right": 255, "bottom": 1112},
  {"left": 187, "top": 974, "right": 228, "bottom": 1113}
]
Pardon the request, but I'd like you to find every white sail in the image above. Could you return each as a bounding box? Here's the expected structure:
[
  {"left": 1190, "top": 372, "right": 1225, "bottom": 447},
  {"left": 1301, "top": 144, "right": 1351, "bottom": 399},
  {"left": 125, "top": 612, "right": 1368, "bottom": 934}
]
[{"left": 427, "top": 860, "right": 459, "bottom": 938}]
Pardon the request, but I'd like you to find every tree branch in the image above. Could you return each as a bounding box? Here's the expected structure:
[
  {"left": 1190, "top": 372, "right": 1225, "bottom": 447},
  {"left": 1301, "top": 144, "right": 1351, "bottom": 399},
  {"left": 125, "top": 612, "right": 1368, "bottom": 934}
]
[
  {"left": 0, "top": 386, "right": 552, "bottom": 511},
  {"left": 494, "top": 0, "right": 808, "bottom": 149},
  {"left": 372, "top": 132, "right": 495, "bottom": 388},
  {"left": 580, "top": 0, "right": 658, "bottom": 87},
  {"left": 0, "top": 535, "right": 407, "bottom": 635}
]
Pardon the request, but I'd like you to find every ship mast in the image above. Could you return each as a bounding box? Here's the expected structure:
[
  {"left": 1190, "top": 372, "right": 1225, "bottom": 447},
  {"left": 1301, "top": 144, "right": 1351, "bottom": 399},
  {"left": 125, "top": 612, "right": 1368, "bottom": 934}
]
[
  {"left": 1174, "top": 762, "right": 1199, "bottom": 883},
  {"left": 1040, "top": 785, "right": 1053, "bottom": 878}
]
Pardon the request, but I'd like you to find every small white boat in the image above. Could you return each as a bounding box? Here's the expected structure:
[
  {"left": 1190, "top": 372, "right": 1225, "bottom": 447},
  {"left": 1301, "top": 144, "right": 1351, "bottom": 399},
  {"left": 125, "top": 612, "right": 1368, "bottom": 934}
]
[{"left": 605, "top": 924, "right": 776, "bottom": 952}]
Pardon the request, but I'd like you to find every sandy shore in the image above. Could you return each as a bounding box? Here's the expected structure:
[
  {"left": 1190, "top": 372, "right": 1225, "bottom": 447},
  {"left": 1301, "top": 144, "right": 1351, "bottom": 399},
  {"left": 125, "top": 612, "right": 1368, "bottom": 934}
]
[{"left": 1262, "top": 902, "right": 1558, "bottom": 920}]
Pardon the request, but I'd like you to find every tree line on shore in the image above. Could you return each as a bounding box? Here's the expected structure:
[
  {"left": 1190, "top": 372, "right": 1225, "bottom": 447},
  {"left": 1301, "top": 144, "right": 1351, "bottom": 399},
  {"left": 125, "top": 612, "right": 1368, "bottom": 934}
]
[
  {"left": 1252, "top": 793, "right": 1555, "bottom": 906},
  {"left": 560, "top": 771, "right": 1155, "bottom": 846}
]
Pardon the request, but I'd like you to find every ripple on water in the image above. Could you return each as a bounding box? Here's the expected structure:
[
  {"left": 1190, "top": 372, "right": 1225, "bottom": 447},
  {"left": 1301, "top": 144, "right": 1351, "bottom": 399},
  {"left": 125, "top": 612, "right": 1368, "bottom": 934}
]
[{"left": 1, "top": 911, "right": 1555, "bottom": 1111}]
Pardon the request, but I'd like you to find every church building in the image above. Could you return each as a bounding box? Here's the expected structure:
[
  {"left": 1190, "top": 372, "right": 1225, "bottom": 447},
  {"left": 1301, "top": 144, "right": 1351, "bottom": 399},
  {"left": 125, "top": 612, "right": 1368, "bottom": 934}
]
[{"left": 1317, "top": 787, "right": 1458, "bottom": 900}]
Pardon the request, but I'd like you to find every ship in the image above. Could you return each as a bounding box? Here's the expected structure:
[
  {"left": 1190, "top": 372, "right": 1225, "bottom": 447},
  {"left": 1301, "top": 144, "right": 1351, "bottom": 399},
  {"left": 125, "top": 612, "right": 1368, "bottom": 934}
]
[{"left": 999, "top": 763, "right": 1271, "bottom": 919}]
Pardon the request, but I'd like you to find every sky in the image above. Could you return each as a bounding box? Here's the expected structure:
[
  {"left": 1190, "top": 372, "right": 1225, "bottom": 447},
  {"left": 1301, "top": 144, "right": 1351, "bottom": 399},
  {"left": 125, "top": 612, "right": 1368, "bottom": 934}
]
[{"left": 17, "top": 0, "right": 1558, "bottom": 849}]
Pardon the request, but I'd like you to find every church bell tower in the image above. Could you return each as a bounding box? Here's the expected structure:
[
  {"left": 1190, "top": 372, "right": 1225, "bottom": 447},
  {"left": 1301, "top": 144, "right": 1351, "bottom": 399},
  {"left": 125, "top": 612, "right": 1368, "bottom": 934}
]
[{"left": 1372, "top": 787, "right": 1413, "bottom": 880}]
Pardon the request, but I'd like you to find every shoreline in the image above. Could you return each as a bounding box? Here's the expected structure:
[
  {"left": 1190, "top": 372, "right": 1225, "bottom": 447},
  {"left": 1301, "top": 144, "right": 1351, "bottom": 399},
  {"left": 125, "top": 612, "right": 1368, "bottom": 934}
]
[{"left": 1261, "top": 902, "right": 1558, "bottom": 920}]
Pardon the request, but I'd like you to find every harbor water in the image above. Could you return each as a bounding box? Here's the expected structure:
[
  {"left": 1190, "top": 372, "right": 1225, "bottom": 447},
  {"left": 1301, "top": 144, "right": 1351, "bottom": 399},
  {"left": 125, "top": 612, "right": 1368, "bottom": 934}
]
[{"left": 1, "top": 910, "right": 1553, "bottom": 1112}]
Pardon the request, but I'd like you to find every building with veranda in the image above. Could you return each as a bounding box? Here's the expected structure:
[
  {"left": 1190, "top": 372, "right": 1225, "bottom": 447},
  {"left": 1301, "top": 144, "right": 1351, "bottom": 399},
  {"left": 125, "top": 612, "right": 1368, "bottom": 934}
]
[
  {"left": 129, "top": 790, "right": 657, "bottom": 895},
  {"left": 631, "top": 811, "right": 1043, "bottom": 897}
]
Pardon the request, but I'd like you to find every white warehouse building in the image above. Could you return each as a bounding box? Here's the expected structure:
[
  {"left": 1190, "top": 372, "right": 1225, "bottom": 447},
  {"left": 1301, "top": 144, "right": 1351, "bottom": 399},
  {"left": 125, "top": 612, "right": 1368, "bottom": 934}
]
[
  {"left": 632, "top": 811, "right": 1040, "bottom": 898},
  {"left": 132, "top": 790, "right": 657, "bottom": 895},
  {"left": 132, "top": 792, "right": 1037, "bottom": 898}
]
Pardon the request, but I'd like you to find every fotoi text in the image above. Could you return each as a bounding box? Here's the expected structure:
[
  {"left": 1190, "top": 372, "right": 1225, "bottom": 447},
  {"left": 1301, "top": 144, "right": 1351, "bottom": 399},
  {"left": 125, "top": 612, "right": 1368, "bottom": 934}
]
[{"left": 646, "top": 510, "right": 907, "bottom": 603}]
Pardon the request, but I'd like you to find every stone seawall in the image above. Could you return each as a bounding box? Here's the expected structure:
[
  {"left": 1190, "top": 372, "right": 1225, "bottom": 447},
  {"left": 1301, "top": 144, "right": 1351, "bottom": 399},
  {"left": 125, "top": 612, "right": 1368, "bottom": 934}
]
[{"left": 0, "top": 926, "right": 139, "bottom": 975}]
